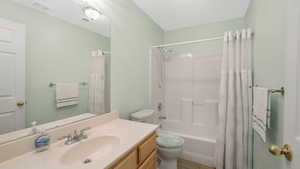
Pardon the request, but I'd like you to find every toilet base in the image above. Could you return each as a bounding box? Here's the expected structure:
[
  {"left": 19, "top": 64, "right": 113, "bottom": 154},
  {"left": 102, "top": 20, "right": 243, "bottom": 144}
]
[{"left": 159, "top": 159, "right": 178, "bottom": 169}]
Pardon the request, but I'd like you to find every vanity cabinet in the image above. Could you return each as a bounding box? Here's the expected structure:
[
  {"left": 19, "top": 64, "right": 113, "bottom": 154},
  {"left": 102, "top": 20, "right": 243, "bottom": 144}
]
[
  {"left": 138, "top": 151, "right": 157, "bottom": 169},
  {"left": 138, "top": 133, "right": 156, "bottom": 165},
  {"left": 111, "top": 132, "right": 157, "bottom": 169},
  {"left": 114, "top": 150, "right": 138, "bottom": 169}
]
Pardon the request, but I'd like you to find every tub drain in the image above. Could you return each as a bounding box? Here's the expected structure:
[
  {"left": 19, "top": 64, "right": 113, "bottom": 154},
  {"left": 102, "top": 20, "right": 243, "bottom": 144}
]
[{"left": 83, "top": 158, "right": 92, "bottom": 164}]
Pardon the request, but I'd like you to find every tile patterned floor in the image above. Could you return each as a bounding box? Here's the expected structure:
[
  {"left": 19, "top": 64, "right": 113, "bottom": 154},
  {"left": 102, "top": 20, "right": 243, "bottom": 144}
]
[{"left": 178, "top": 159, "right": 215, "bottom": 169}]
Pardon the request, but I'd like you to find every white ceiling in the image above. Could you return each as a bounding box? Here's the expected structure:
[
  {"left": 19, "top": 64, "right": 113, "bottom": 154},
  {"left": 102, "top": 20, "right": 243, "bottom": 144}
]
[
  {"left": 10, "top": 0, "right": 110, "bottom": 37},
  {"left": 133, "top": 0, "right": 250, "bottom": 31}
]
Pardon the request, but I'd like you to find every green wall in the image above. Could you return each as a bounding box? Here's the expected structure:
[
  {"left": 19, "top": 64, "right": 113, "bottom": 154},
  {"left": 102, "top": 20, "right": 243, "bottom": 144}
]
[
  {"left": 0, "top": 1, "right": 110, "bottom": 127},
  {"left": 245, "top": 0, "right": 287, "bottom": 168},
  {"left": 100, "top": 0, "right": 164, "bottom": 119},
  {"left": 164, "top": 18, "right": 246, "bottom": 43}
]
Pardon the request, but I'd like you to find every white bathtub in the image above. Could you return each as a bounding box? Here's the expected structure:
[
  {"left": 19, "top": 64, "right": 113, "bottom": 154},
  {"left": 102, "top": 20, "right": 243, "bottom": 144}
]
[{"left": 157, "top": 129, "right": 216, "bottom": 168}]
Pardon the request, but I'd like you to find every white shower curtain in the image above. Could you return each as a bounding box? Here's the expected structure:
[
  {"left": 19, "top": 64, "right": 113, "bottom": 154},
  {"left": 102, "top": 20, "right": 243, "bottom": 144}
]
[
  {"left": 88, "top": 49, "right": 105, "bottom": 114},
  {"left": 216, "top": 29, "right": 253, "bottom": 169}
]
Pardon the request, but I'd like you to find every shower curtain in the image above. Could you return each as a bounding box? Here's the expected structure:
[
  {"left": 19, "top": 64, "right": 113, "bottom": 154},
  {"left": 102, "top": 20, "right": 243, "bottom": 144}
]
[
  {"left": 88, "top": 49, "right": 106, "bottom": 114},
  {"left": 216, "top": 29, "right": 253, "bottom": 169}
]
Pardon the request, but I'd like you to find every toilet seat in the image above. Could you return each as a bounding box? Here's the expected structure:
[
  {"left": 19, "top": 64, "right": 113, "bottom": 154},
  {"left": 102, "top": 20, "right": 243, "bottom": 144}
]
[{"left": 156, "top": 134, "right": 184, "bottom": 149}]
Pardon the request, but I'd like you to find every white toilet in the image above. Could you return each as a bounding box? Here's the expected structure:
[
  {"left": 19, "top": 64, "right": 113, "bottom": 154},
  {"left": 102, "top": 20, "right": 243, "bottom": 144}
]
[
  {"left": 130, "top": 109, "right": 155, "bottom": 123},
  {"left": 130, "top": 109, "right": 184, "bottom": 169},
  {"left": 156, "top": 133, "right": 184, "bottom": 169}
]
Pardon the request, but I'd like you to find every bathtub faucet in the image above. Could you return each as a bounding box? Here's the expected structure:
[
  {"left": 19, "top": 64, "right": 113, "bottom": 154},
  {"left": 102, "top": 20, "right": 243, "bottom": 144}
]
[{"left": 159, "top": 116, "right": 167, "bottom": 120}]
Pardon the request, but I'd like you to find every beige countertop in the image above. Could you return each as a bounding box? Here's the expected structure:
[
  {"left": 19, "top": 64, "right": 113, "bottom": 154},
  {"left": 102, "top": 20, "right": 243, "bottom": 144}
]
[{"left": 0, "top": 119, "right": 159, "bottom": 169}]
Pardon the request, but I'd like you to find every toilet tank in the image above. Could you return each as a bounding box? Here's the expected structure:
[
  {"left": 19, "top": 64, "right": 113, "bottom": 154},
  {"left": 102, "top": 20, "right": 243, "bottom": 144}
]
[{"left": 130, "top": 109, "right": 155, "bottom": 124}]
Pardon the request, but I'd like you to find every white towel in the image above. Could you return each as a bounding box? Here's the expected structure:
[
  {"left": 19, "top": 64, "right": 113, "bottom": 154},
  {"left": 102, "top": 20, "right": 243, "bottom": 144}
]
[
  {"left": 252, "top": 87, "right": 271, "bottom": 142},
  {"left": 56, "top": 83, "right": 79, "bottom": 108}
]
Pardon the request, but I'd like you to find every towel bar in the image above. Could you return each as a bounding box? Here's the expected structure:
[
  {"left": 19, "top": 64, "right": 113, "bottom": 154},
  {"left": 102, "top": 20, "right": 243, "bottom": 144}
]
[
  {"left": 270, "top": 87, "right": 285, "bottom": 95},
  {"left": 253, "top": 85, "right": 285, "bottom": 96},
  {"left": 49, "top": 82, "right": 88, "bottom": 87}
]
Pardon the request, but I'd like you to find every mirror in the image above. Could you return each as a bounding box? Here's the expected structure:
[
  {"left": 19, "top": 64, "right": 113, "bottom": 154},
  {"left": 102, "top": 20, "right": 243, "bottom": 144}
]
[{"left": 0, "top": 0, "right": 110, "bottom": 143}]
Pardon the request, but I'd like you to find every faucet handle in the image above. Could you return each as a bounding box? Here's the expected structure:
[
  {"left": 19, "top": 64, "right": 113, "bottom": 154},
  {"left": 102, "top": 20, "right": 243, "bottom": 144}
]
[
  {"left": 158, "top": 116, "right": 167, "bottom": 120},
  {"left": 79, "top": 127, "right": 91, "bottom": 139},
  {"left": 58, "top": 134, "right": 71, "bottom": 140},
  {"left": 73, "top": 129, "right": 79, "bottom": 136},
  {"left": 59, "top": 134, "right": 73, "bottom": 145},
  {"left": 58, "top": 134, "right": 72, "bottom": 141},
  {"left": 80, "top": 127, "right": 91, "bottom": 133}
]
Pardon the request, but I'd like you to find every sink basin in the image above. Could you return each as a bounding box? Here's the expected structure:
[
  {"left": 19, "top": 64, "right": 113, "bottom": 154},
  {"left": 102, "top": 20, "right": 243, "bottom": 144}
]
[{"left": 60, "top": 136, "right": 120, "bottom": 165}]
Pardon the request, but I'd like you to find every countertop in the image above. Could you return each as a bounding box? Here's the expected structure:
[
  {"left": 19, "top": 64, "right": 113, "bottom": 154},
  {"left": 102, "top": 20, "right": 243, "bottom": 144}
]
[{"left": 0, "top": 119, "right": 159, "bottom": 169}]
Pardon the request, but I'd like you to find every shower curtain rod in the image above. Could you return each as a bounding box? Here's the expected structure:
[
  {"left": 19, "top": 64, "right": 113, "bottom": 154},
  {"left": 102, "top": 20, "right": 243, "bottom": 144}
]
[
  {"left": 152, "top": 32, "right": 254, "bottom": 48},
  {"left": 152, "top": 36, "right": 224, "bottom": 48}
]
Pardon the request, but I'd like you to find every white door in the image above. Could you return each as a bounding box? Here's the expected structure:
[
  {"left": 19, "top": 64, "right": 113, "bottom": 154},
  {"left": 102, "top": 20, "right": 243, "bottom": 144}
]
[
  {"left": 283, "top": 0, "right": 300, "bottom": 168},
  {"left": 0, "top": 18, "right": 26, "bottom": 134}
]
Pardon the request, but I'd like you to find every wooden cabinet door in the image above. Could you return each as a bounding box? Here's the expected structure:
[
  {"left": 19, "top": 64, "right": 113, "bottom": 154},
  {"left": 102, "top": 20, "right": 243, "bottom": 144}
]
[
  {"left": 138, "top": 133, "right": 156, "bottom": 164},
  {"left": 114, "top": 150, "right": 138, "bottom": 169},
  {"left": 138, "top": 151, "right": 157, "bottom": 169}
]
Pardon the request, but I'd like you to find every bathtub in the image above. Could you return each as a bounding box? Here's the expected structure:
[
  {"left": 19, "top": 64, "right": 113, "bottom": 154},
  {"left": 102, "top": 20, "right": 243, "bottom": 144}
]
[{"left": 157, "top": 129, "right": 216, "bottom": 168}]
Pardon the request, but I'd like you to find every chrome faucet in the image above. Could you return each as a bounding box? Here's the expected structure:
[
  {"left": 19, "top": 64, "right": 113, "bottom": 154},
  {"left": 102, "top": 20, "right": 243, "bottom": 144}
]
[
  {"left": 59, "top": 127, "right": 91, "bottom": 145},
  {"left": 158, "top": 116, "right": 167, "bottom": 120}
]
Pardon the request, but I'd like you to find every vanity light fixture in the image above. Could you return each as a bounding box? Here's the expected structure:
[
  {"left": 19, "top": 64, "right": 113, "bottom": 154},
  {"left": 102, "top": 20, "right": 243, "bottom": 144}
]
[{"left": 83, "top": 7, "right": 102, "bottom": 21}]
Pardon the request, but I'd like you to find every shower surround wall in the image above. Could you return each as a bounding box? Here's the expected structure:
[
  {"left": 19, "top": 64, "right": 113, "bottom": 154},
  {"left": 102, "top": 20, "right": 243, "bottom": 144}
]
[
  {"left": 153, "top": 45, "right": 221, "bottom": 167},
  {"left": 158, "top": 44, "right": 221, "bottom": 140},
  {"left": 151, "top": 18, "right": 246, "bottom": 167}
]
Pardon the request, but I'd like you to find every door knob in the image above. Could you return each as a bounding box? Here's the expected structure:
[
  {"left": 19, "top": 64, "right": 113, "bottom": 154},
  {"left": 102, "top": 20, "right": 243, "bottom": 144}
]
[
  {"left": 268, "top": 144, "right": 293, "bottom": 161},
  {"left": 16, "top": 101, "right": 25, "bottom": 107}
]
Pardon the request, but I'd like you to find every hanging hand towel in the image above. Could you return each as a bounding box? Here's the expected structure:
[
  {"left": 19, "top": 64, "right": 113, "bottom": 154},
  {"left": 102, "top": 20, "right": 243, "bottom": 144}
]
[
  {"left": 56, "top": 83, "right": 79, "bottom": 108},
  {"left": 252, "top": 87, "right": 271, "bottom": 142}
]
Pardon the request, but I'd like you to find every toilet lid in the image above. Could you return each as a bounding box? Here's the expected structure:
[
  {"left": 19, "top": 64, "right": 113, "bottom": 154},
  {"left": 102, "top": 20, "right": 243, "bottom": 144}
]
[{"left": 156, "top": 134, "right": 184, "bottom": 148}]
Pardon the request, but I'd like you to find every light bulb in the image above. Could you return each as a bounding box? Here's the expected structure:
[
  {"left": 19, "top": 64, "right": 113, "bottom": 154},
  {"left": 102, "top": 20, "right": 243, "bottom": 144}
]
[{"left": 84, "top": 7, "right": 101, "bottom": 20}]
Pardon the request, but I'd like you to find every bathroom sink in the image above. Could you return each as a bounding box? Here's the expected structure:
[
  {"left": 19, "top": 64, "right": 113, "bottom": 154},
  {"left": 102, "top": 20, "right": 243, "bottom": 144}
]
[{"left": 60, "top": 136, "right": 120, "bottom": 165}]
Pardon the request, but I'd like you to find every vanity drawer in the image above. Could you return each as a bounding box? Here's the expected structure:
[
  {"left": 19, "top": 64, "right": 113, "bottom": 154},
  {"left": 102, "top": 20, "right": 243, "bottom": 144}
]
[
  {"left": 138, "top": 150, "right": 157, "bottom": 169},
  {"left": 114, "top": 150, "right": 138, "bottom": 169},
  {"left": 138, "top": 133, "right": 156, "bottom": 164}
]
